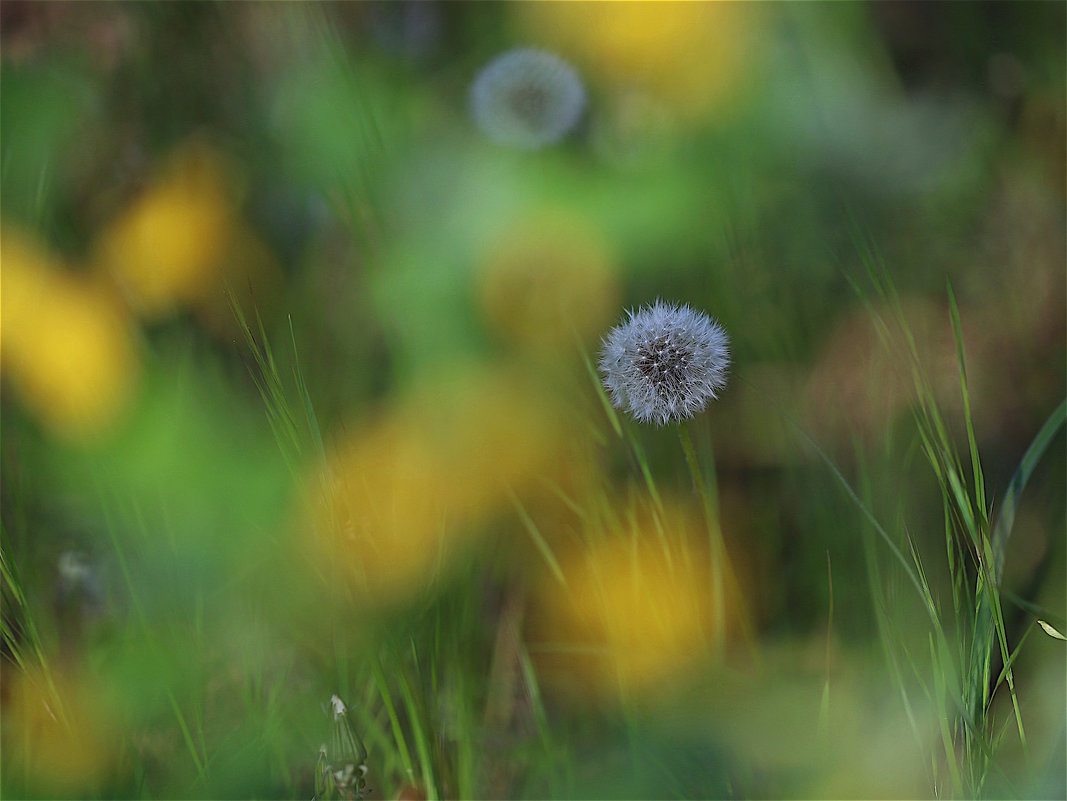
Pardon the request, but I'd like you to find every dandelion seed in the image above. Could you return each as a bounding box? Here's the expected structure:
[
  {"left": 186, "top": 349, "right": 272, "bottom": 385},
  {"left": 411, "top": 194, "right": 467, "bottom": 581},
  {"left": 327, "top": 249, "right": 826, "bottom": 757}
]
[
  {"left": 598, "top": 300, "right": 730, "bottom": 426},
  {"left": 470, "top": 48, "right": 585, "bottom": 149}
]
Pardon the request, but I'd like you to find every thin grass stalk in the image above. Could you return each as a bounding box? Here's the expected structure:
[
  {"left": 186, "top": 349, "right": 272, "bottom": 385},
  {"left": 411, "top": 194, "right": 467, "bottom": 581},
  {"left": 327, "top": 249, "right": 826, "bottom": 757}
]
[
  {"left": 678, "top": 421, "right": 726, "bottom": 653},
  {"left": 0, "top": 538, "right": 63, "bottom": 720},
  {"left": 855, "top": 453, "right": 926, "bottom": 753},
  {"left": 395, "top": 641, "right": 438, "bottom": 800},
  {"left": 858, "top": 249, "right": 1059, "bottom": 796},
  {"left": 371, "top": 656, "right": 416, "bottom": 784}
]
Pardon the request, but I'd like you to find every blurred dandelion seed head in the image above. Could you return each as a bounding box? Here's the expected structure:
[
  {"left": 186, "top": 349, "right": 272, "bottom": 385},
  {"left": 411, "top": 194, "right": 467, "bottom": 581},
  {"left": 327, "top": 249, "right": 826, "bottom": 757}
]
[
  {"left": 599, "top": 300, "right": 730, "bottom": 426},
  {"left": 470, "top": 48, "right": 585, "bottom": 149}
]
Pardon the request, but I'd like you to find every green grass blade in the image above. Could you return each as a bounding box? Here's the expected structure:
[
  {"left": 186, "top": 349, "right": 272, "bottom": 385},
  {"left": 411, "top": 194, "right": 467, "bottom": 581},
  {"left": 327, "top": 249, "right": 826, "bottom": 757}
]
[
  {"left": 792, "top": 418, "right": 941, "bottom": 631},
  {"left": 991, "top": 398, "right": 1066, "bottom": 581},
  {"left": 508, "top": 490, "right": 566, "bottom": 586},
  {"left": 930, "top": 634, "right": 964, "bottom": 795},
  {"left": 992, "top": 620, "right": 1038, "bottom": 694},
  {"left": 678, "top": 421, "right": 724, "bottom": 651},
  {"left": 394, "top": 646, "right": 437, "bottom": 801},
  {"left": 947, "top": 281, "right": 988, "bottom": 527},
  {"left": 288, "top": 314, "right": 326, "bottom": 462},
  {"left": 580, "top": 345, "right": 622, "bottom": 439},
  {"left": 228, "top": 287, "right": 303, "bottom": 462},
  {"left": 372, "top": 657, "right": 416, "bottom": 783},
  {"left": 0, "top": 535, "right": 62, "bottom": 716},
  {"left": 168, "top": 691, "right": 207, "bottom": 779}
]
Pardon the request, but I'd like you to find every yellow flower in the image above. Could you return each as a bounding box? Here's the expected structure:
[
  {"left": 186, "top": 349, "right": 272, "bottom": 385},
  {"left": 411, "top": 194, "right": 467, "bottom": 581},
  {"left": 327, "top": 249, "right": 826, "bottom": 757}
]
[
  {"left": 305, "top": 364, "right": 571, "bottom": 605},
  {"left": 3, "top": 668, "right": 118, "bottom": 795},
  {"left": 312, "top": 409, "right": 453, "bottom": 602},
  {"left": 1, "top": 229, "right": 138, "bottom": 440},
  {"left": 94, "top": 141, "right": 237, "bottom": 317},
  {"left": 476, "top": 209, "right": 619, "bottom": 354},
  {"left": 516, "top": 1, "right": 758, "bottom": 122},
  {"left": 530, "top": 495, "right": 734, "bottom": 701}
]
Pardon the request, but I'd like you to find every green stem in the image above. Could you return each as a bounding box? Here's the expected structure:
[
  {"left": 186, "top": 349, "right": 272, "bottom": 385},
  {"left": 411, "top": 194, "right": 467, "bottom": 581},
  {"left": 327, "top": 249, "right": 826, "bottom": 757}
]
[
  {"left": 678, "top": 421, "right": 726, "bottom": 653},
  {"left": 372, "top": 655, "right": 416, "bottom": 783}
]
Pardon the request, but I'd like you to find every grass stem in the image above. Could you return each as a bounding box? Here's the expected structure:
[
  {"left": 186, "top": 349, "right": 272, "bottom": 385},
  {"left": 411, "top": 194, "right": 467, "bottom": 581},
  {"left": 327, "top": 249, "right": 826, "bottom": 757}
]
[{"left": 678, "top": 420, "right": 726, "bottom": 654}]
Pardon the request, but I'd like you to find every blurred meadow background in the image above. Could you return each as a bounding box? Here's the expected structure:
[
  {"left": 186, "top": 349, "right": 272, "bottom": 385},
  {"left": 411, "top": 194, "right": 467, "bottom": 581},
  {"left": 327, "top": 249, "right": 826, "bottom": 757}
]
[{"left": 1, "top": 2, "right": 1065, "bottom": 799}]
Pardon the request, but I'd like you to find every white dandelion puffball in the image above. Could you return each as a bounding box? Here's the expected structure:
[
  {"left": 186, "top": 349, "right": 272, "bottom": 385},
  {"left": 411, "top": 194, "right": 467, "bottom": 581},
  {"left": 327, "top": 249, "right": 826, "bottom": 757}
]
[
  {"left": 599, "top": 301, "right": 730, "bottom": 426},
  {"left": 470, "top": 48, "right": 585, "bottom": 149}
]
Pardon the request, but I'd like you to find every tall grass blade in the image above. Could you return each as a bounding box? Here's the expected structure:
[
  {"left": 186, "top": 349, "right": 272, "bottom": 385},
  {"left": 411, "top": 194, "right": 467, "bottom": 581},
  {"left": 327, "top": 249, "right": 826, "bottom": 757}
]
[
  {"left": 792, "top": 419, "right": 941, "bottom": 630},
  {"left": 508, "top": 490, "right": 566, "bottom": 587},
  {"left": 288, "top": 314, "right": 326, "bottom": 462},
  {"left": 990, "top": 398, "right": 1066, "bottom": 581},
  {"left": 168, "top": 692, "right": 207, "bottom": 780},
  {"left": 947, "top": 281, "right": 988, "bottom": 527},
  {"left": 394, "top": 646, "right": 437, "bottom": 801},
  {"left": 228, "top": 287, "right": 303, "bottom": 468},
  {"left": 372, "top": 657, "right": 416, "bottom": 783},
  {"left": 581, "top": 345, "right": 622, "bottom": 439},
  {"left": 678, "top": 421, "right": 725, "bottom": 651},
  {"left": 0, "top": 535, "right": 62, "bottom": 716},
  {"left": 930, "top": 634, "right": 964, "bottom": 796}
]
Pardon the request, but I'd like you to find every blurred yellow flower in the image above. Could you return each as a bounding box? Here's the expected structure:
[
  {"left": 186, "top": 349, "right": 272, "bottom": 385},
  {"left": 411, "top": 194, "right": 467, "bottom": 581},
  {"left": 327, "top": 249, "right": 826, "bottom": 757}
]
[
  {"left": 306, "top": 364, "right": 571, "bottom": 605},
  {"left": 3, "top": 668, "right": 118, "bottom": 795},
  {"left": 313, "top": 410, "right": 452, "bottom": 602},
  {"left": 477, "top": 209, "right": 619, "bottom": 354},
  {"left": 516, "top": 1, "right": 758, "bottom": 122},
  {"left": 1, "top": 229, "right": 138, "bottom": 440},
  {"left": 530, "top": 495, "right": 733, "bottom": 701},
  {"left": 94, "top": 141, "right": 237, "bottom": 317}
]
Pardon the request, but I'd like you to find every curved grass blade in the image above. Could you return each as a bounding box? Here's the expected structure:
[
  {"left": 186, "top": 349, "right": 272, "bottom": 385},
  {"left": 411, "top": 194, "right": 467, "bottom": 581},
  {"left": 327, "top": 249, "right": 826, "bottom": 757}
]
[
  {"left": 991, "top": 398, "right": 1066, "bottom": 582},
  {"left": 947, "top": 281, "right": 988, "bottom": 529}
]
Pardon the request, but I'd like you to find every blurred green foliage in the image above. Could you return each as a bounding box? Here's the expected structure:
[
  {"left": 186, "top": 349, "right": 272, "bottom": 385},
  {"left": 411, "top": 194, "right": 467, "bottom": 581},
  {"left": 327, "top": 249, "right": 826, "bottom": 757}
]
[{"left": 1, "top": 2, "right": 1064, "bottom": 799}]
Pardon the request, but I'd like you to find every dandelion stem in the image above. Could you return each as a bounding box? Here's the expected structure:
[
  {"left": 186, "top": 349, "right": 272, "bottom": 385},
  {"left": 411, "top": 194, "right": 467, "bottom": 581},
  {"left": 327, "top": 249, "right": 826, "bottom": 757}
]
[{"left": 678, "top": 421, "right": 726, "bottom": 654}]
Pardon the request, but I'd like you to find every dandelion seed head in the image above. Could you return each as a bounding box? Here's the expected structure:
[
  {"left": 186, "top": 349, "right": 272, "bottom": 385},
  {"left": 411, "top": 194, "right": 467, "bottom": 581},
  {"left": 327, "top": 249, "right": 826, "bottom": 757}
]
[
  {"left": 470, "top": 48, "right": 585, "bottom": 149},
  {"left": 598, "top": 300, "right": 730, "bottom": 426}
]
